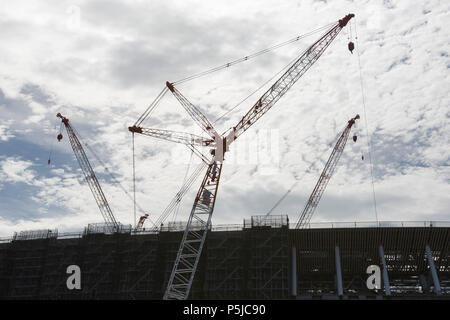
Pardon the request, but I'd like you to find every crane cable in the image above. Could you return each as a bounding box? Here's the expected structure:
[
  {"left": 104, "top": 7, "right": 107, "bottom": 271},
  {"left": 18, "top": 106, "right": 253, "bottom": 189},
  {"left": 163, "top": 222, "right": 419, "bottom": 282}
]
[
  {"left": 48, "top": 120, "right": 61, "bottom": 165},
  {"left": 133, "top": 86, "right": 169, "bottom": 127},
  {"left": 353, "top": 19, "right": 379, "bottom": 224},
  {"left": 172, "top": 148, "right": 194, "bottom": 223},
  {"left": 172, "top": 22, "right": 335, "bottom": 85},
  {"left": 214, "top": 49, "right": 305, "bottom": 127},
  {"left": 153, "top": 161, "right": 207, "bottom": 230}
]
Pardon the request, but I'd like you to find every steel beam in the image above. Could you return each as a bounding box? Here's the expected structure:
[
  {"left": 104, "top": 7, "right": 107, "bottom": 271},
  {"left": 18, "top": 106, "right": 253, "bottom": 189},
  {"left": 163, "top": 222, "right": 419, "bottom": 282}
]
[
  {"left": 292, "top": 246, "right": 297, "bottom": 297},
  {"left": 378, "top": 245, "right": 391, "bottom": 296},
  {"left": 335, "top": 246, "right": 343, "bottom": 296},
  {"left": 425, "top": 244, "right": 442, "bottom": 295}
]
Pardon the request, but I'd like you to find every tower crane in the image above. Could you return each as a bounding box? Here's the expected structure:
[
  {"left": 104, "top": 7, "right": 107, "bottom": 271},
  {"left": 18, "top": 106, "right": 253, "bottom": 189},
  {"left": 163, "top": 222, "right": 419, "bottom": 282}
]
[
  {"left": 129, "top": 14, "right": 355, "bottom": 300},
  {"left": 57, "top": 113, "right": 119, "bottom": 233},
  {"left": 295, "top": 114, "right": 360, "bottom": 229}
]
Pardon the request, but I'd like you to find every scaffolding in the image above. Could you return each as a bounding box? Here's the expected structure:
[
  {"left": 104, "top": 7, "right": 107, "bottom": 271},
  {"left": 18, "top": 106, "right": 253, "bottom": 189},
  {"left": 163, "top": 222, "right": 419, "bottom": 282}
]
[
  {"left": 13, "top": 229, "right": 58, "bottom": 241},
  {"left": 161, "top": 220, "right": 212, "bottom": 233},
  {"left": 0, "top": 220, "right": 449, "bottom": 299},
  {"left": 83, "top": 223, "right": 132, "bottom": 235},
  {"left": 244, "top": 215, "right": 289, "bottom": 229},
  {"left": 117, "top": 233, "right": 161, "bottom": 299},
  {"left": 245, "top": 215, "right": 290, "bottom": 299},
  {"left": 203, "top": 230, "right": 247, "bottom": 299}
]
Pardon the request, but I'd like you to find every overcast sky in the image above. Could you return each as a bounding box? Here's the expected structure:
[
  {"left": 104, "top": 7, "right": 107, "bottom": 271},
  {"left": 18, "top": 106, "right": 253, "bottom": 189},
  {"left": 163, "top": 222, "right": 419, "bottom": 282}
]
[{"left": 0, "top": 0, "right": 449, "bottom": 237}]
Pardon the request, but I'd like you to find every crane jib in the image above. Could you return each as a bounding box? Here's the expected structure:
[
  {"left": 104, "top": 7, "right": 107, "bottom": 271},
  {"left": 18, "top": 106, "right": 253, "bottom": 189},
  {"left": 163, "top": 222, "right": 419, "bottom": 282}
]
[{"left": 57, "top": 113, "right": 120, "bottom": 233}]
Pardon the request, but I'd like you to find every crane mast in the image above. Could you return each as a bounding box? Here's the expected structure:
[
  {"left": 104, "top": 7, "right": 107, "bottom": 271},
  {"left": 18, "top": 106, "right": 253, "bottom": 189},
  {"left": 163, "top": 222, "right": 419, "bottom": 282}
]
[
  {"left": 295, "top": 114, "right": 360, "bottom": 229},
  {"left": 57, "top": 113, "right": 119, "bottom": 233},
  {"left": 163, "top": 160, "right": 221, "bottom": 300}
]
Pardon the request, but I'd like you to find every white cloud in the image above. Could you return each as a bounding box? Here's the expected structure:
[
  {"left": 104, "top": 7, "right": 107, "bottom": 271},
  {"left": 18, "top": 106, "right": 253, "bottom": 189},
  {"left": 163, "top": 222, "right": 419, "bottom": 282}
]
[
  {"left": 0, "top": 157, "right": 36, "bottom": 184},
  {"left": 0, "top": 122, "right": 15, "bottom": 141},
  {"left": 0, "top": 0, "right": 449, "bottom": 236}
]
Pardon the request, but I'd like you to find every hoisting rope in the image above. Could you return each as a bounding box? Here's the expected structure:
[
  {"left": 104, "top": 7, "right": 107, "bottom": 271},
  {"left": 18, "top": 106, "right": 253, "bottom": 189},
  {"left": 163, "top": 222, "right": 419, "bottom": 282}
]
[
  {"left": 172, "top": 22, "right": 335, "bottom": 86},
  {"left": 172, "top": 148, "right": 194, "bottom": 223},
  {"left": 353, "top": 19, "right": 379, "bottom": 224},
  {"left": 71, "top": 126, "right": 158, "bottom": 229},
  {"left": 133, "top": 86, "right": 169, "bottom": 127},
  {"left": 154, "top": 161, "right": 207, "bottom": 230},
  {"left": 48, "top": 119, "right": 61, "bottom": 165}
]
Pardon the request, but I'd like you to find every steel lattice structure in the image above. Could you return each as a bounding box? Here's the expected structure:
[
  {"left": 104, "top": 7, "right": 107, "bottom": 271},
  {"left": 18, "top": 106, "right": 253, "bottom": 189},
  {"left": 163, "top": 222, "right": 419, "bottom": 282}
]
[
  {"left": 1, "top": 221, "right": 450, "bottom": 300},
  {"left": 163, "top": 162, "right": 223, "bottom": 299},
  {"left": 130, "top": 14, "right": 355, "bottom": 300},
  {"left": 57, "top": 113, "right": 119, "bottom": 233},
  {"left": 296, "top": 114, "right": 360, "bottom": 228}
]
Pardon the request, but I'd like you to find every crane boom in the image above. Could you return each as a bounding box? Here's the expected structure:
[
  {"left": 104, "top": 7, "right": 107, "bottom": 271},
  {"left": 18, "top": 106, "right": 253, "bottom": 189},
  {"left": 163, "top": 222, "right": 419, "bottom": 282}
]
[
  {"left": 57, "top": 113, "right": 119, "bottom": 233},
  {"left": 295, "top": 114, "right": 359, "bottom": 229},
  {"left": 166, "top": 81, "right": 219, "bottom": 139},
  {"left": 128, "top": 126, "right": 214, "bottom": 147},
  {"left": 162, "top": 14, "right": 355, "bottom": 300}
]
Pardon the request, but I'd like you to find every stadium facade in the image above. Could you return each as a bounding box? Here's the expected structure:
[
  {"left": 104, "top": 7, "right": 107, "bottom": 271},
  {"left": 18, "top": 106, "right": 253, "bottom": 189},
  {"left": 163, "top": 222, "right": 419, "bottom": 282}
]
[{"left": 0, "top": 216, "right": 449, "bottom": 300}]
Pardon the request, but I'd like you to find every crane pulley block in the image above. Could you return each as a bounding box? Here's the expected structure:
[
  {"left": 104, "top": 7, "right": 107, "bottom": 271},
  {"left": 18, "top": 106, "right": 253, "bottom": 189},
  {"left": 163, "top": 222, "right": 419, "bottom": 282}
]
[
  {"left": 339, "top": 13, "right": 355, "bottom": 28},
  {"left": 128, "top": 125, "right": 143, "bottom": 134}
]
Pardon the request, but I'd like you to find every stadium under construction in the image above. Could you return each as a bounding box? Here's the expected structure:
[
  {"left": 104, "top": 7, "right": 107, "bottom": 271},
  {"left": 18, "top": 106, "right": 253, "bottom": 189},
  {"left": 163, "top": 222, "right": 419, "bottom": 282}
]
[
  {"left": 2, "top": 14, "right": 448, "bottom": 302},
  {"left": 0, "top": 216, "right": 449, "bottom": 300}
]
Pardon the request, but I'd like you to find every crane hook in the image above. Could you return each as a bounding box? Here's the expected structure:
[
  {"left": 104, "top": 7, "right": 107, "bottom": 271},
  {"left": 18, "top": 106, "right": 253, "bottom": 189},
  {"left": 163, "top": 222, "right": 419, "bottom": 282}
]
[
  {"left": 353, "top": 135, "right": 357, "bottom": 142},
  {"left": 348, "top": 41, "right": 355, "bottom": 54},
  {"left": 57, "top": 133, "right": 63, "bottom": 141}
]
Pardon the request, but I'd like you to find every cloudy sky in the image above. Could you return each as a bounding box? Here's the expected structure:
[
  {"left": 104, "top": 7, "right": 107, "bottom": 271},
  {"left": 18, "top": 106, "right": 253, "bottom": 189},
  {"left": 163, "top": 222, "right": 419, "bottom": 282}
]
[{"left": 0, "top": 0, "right": 449, "bottom": 237}]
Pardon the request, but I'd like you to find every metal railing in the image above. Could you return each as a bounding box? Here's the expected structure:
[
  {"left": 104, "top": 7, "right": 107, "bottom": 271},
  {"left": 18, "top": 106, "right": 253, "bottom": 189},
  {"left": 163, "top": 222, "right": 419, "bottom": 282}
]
[
  {"left": 12, "top": 229, "right": 58, "bottom": 241},
  {"left": 1, "top": 220, "right": 449, "bottom": 243},
  {"left": 297, "top": 221, "right": 450, "bottom": 229},
  {"left": 83, "top": 222, "right": 132, "bottom": 235},
  {"left": 244, "top": 215, "right": 289, "bottom": 229}
]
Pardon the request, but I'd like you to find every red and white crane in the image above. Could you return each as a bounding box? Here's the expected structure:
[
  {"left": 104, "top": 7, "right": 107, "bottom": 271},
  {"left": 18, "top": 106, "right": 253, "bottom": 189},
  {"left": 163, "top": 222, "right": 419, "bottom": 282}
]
[
  {"left": 130, "top": 14, "right": 355, "bottom": 300},
  {"left": 295, "top": 114, "right": 360, "bottom": 228},
  {"left": 57, "top": 113, "right": 119, "bottom": 233}
]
